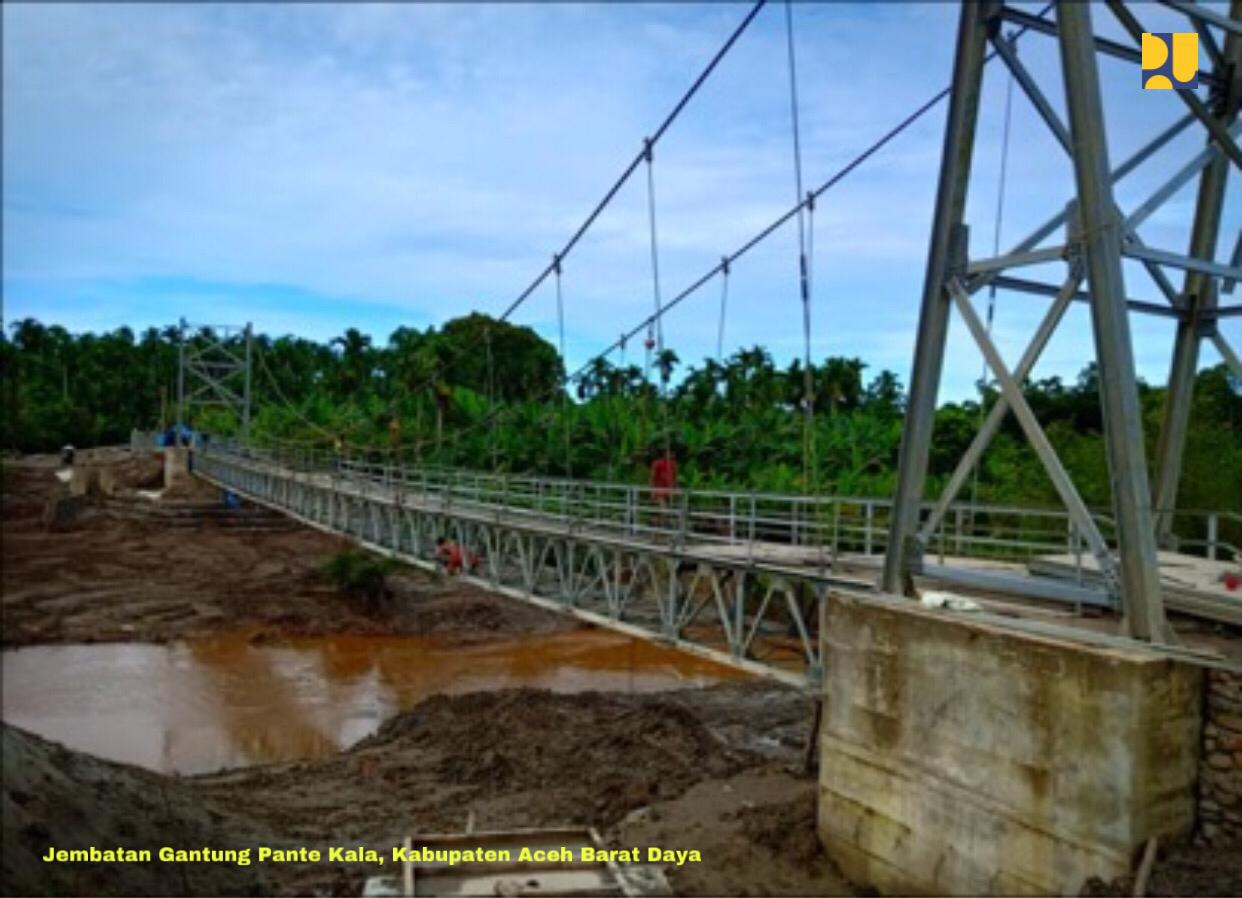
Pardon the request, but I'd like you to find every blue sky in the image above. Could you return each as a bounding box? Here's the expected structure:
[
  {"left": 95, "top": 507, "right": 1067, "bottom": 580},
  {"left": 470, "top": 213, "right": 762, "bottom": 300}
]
[{"left": 3, "top": 1, "right": 1239, "bottom": 400}]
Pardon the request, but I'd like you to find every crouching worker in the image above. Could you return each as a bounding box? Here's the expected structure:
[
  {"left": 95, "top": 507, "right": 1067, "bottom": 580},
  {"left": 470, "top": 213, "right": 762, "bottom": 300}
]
[{"left": 435, "top": 537, "right": 480, "bottom": 576}]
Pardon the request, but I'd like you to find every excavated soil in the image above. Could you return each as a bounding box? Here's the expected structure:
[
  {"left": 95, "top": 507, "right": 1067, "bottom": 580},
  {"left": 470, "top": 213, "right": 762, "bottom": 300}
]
[
  {"left": 2, "top": 453, "right": 568, "bottom": 647},
  {"left": 6, "top": 450, "right": 1234, "bottom": 897},
  {"left": 3, "top": 682, "right": 833, "bottom": 897}
]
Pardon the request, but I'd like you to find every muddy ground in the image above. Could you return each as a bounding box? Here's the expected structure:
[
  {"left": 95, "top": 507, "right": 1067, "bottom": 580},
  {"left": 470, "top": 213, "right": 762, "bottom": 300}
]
[
  {"left": 2, "top": 451, "right": 567, "bottom": 648},
  {"left": 4, "top": 451, "right": 1238, "bottom": 897},
  {"left": 2, "top": 452, "right": 846, "bottom": 897}
]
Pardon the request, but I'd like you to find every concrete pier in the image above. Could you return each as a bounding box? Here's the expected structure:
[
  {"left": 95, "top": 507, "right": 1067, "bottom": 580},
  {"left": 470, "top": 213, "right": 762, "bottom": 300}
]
[{"left": 817, "top": 591, "right": 1203, "bottom": 896}]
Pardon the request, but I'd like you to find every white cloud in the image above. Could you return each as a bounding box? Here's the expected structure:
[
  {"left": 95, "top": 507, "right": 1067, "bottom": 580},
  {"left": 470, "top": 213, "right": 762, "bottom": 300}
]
[{"left": 3, "top": 1, "right": 1238, "bottom": 398}]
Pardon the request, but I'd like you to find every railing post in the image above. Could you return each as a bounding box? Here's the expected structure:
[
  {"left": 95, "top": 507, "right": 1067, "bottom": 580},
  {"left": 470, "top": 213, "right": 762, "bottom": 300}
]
[
  {"left": 832, "top": 501, "right": 841, "bottom": 558},
  {"left": 1072, "top": 520, "right": 1084, "bottom": 584},
  {"left": 748, "top": 494, "right": 757, "bottom": 565},
  {"left": 864, "top": 501, "right": 874, "bottom": 556}
]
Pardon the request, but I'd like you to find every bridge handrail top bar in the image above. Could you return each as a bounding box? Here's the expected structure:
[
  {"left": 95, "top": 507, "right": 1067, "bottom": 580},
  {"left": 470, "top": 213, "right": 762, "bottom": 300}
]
[
  {"left": 325, "top": 455, "right": 1194, "bottom": 519},
  {"left": 202, "top": 440, "right": 1236, "bottom": 528}
]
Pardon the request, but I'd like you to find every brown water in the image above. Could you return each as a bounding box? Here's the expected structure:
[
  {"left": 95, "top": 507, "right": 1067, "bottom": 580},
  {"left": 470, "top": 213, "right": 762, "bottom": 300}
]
[{"left": 1, "top": 630, "right": 746, "bottom": 775}]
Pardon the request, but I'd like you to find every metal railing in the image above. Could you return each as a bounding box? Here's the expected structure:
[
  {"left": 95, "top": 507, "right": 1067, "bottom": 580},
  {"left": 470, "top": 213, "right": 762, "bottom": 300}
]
[{"left": 194, "top": 437, "right": 1238, "bottom": 567}]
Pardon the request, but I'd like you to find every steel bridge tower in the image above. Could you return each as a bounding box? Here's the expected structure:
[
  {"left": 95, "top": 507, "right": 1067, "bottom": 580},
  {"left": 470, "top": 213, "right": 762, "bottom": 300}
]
[
  {"left": 882, "top": 0, "right": 1242, "bottom": 642},
  {"left": 176, "top": 318, "right": 254, "bottom": 439}
]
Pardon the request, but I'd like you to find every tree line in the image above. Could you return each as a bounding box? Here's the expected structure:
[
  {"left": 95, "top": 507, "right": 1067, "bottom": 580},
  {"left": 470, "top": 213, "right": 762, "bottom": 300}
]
[{"left": 3, "top": 314, "right": 1239, "bottom": 530}]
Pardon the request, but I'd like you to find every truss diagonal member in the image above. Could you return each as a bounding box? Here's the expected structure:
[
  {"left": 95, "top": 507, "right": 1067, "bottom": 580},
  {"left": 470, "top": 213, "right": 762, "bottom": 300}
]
[
  {"left": 1108, "top": 0, "right": 1242, "bottom": 170},
  {"left": 1225, "top": 232, "right": 1242, "bottom": 294},
  {"left": 187, "top": 373, "right": 244, "bottom": 407},
  {"left": 963, "top": 113, "right": 1194, "bottom": 298},
  {"left": 187, "top": 381, "right": 244, "bottom": 408},
  {"left": 990, "top": 32, "right": 1071, "bottom": 153},
  {"left": 710, "top": 572, "right": 738, "bottom": 653},
  {"left": 1195, "top": 17, "right": 1227, "bottom": 70},
  {"left": 1124, "top": 244, "right": 1242, "bottom": 281},
  {"left": 999, "top": 6, "right": 1140, "bottom": 65},
  {"left": 782, "top": 585, "right": 817, "bottom": 668},
  {"left": 1125, "top": 120, "right": 1242, "bottom": 231},
  {"left": 919, "top": 266, "right": 1085, "bottom": 545},
  {"left": 188, "top": 341, "right": 246, "bottom": 369},
  {"left": 1160, "top": 0, "right": 1242, "bottom": 38},
  {"left": 742, "top": 582, "right": 778, "bottom": 657},
  {"left": 1211, "top": 332, "right": 1242, "bottom": 380},
  {"left": 946, "top": 278, "right": 1116, "bottom": 578}
]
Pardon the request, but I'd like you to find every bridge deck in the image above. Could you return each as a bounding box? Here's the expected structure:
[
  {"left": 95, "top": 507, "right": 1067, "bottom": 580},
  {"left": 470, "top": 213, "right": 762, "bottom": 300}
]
[{"left": 193, "top": 447, "right": 1242, "bottom": 681}]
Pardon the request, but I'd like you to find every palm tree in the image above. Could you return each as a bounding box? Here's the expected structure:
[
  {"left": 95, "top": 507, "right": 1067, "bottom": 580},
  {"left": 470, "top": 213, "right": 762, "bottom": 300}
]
[
  {"left": 331, "top": 328, "right": 373, "bottom": 397},
  {"left": 818, "top": 357, "right": 866, "bottom": 415},
  {"left": 655, "top": 349, "right": 680, "bottom": 387}
]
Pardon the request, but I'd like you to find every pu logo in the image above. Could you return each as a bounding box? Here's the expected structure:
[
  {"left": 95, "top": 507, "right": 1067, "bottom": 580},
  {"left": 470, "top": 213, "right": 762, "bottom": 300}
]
[{"left": 1142, "top": 33, "right": 1198, "bottom": 90}]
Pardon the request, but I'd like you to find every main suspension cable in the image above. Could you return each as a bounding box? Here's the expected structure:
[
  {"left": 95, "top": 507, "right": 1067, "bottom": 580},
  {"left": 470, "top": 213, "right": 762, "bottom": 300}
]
[
  {"left": 497, "top": 0, "right": 767, "bottom": 324},
  {"left": 576, "top": 2, "right": 1056, "bottom": 380},
  {"left": 251, "top": 4, "right": 1058, "bottom": 472}
]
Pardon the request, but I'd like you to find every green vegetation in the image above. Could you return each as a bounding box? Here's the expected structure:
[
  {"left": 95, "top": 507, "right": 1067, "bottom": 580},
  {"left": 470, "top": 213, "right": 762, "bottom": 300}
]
[
  {"left": 3, "top": 314, "right": 1239, "bottom": 541},
  {"left": 322, "top": 548, "right": 397, "bottom": 612}
]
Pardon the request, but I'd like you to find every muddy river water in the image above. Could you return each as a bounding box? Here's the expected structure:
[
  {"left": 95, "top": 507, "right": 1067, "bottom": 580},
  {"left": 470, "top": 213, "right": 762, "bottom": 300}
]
[{"left": 2, "top": 629, "right": 746, "bottom": 775}]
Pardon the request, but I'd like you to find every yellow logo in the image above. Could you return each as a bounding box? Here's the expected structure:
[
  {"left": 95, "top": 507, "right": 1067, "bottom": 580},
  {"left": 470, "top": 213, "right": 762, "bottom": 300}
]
[{"left": 1142, "top": 33, "right": 1198, "bottom": 89}]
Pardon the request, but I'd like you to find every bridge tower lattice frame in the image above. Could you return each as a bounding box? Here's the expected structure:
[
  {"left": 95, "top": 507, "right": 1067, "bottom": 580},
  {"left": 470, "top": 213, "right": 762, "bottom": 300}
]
[
  {"left": 881, "top": 0, "right": 1242, "bottom": 643},
  {"left": 176, "top": 317, "right": 254, "bottom": 439}
]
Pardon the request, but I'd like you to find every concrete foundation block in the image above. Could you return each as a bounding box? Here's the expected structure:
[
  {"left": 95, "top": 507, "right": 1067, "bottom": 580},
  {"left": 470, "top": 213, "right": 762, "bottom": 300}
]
[
  {"left": 817, "top": 591, "right": 1203, "bottom": 896},
  {"left": 164, "top": 447, "right": 190, "bottom": 488},
  {"left": 68, "top": 466, "right": 100, "bottom": 497}
]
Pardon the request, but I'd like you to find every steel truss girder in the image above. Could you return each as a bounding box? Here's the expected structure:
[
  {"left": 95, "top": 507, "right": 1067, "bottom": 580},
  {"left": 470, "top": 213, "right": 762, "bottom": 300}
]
[{"left": 194, "top": 449, "right": 826, "bottom": 687}]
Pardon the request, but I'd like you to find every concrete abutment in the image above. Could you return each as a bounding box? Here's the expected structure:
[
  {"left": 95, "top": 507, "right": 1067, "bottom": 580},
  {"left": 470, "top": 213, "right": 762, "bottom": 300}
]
[{"left": 817, "top": 591, "right": 1206, "bottom": 895}]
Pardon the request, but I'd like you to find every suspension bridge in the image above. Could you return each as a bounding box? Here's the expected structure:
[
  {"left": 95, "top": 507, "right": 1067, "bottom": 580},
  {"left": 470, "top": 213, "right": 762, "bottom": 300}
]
[{"left": 162, "top": 0, "right": 1242, "bottom": 689}]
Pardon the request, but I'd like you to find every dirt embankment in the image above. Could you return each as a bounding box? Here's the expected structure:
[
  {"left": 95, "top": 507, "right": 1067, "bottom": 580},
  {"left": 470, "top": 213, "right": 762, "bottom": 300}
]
[
  {"left": 3, "top": 682, "right": 836, "bottom": 898},
  {"left": 2, "top": 454, "right": 569, "bottom": 647},
  {"left": 3, "top": 725, "right": 272, "bottom": 897}
]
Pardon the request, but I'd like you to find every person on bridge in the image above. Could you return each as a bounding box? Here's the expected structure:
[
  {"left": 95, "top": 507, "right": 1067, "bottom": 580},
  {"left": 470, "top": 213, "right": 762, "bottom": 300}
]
[
  {"left": 649, "top": 447, "right": 678, "bottom": 508},
  {"left": 435, "top": 537, "right": 479, "bottom": 576}
]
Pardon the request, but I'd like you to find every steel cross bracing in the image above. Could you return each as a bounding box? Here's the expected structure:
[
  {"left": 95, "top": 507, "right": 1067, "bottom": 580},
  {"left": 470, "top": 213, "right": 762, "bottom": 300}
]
[
  {"left": 177, "top": 318, "right": 255, "bottom": 438},
  {"left": 883, "top": 0, "right": 1242, "bottom": 643}
]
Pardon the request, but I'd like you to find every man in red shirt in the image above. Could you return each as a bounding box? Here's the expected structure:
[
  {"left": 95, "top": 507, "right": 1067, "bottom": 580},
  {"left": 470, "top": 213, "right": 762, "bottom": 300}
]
[
  {"left": 435, "top": 537, "right": 478, "bottom": 575},
  {"left": 650, "top": 448, "right": 677, "bottom": 507}
]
